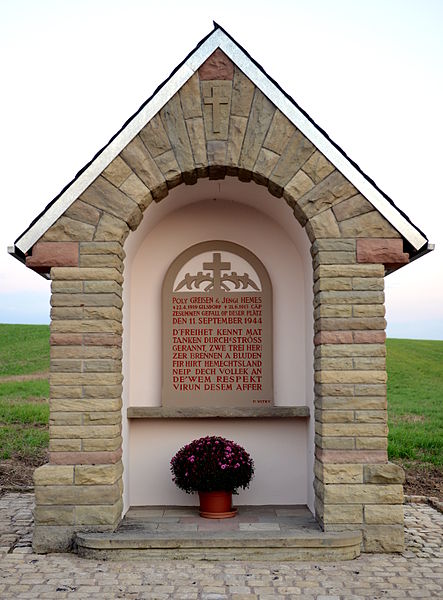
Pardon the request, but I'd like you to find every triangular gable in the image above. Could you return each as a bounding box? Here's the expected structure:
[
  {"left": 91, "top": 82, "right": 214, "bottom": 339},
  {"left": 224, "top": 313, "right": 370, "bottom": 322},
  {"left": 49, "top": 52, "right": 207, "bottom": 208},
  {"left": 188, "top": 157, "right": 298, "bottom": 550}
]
[{"left": 10, "top": 23, "right": 429, "bottom": 261}]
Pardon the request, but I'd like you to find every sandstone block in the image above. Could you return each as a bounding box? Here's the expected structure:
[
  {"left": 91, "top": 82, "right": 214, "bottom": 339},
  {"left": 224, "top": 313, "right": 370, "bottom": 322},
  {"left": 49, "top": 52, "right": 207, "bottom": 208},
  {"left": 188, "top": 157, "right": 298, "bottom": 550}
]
[
  {"left": 253, "top": 148, "right": 280, "bottom": 185},
  {"left": 332, "top": 194, "right": 373, "bottom": 222},
  {"left": 120, "top": 136, "right": 168, "bottom": 199},
  {"left": 315, "top": 408, "right": 354, "bottom": 423},
  {"left": 318, "top": 436, "right": 355, "bottom": 450},
  {"left": 202, "top": 80, "right": 232, "bottom": 141},
  {"left": 314, "top": 305, "right": 353, "bottom": 319},
  {"left": 94, "top": 212, "right": 129, "bottom": 243},
  {"left": 50, "top": 385, "right": 83, "bottom": 399},
  {"left": 363, "top": 524, "right": 404, "bottom": 552},
  {"left": 315, "top": 462, "right": 363, "bottom": 484},
  {"left": 263, "top": 110, "right": 294, "bottom": 155},
  {"left": 239, "top": 89, "right": 275, "bottom": 171},
  {"left": 102, "top": 156, "right": 132, "bottom": 187},
  {"left": 315, "top": 370, "right": 387, "bottom": 385},
  {"left": 51, "top": 320, "right": 122, "bottom": 335},
  {"left": 301, "top": 150, "right": 334, "bottom": 184},
  {"left": 226, "top": 115, "right": 247, "bottom": 168},
  {"left": 51, "top": 307, "right": 83, "bottom": 320},
  {"left": 154, "top": 149, "right": 183, "bottom": 187},
  {"left": 283, "top": 170, "right": 314, "bottom": 209},
  {"left": 314, "top": 331, "right": 353, "bottom": 345},
  {"left": 312, "top": 239, "right": 356, "bottom": 253},
  {"left": 36, "top": 483, "right": 121, "bottom": 506},
  {"left": 41, "top": 216, "right": 95, "bottom": 242},
  {"left": 298, "top": 170, "right": 357, "bottom": 219},
  {"left": 314, "top": 357, "right": 353, "bottom": 370},
  {"left": 50, "top": 448, "right": 122, "bottom": 465},
  {"left": 49, "top": 412, "right": 82, "bottom": 426},
  {"left": 317, "top": 396, "right": 386, "bottom": 410},
  {"left": 52, "top": 292, "right": 122, "bottom": 308},
  {"left": 34, "top": 465, "right": 74, "bottom": 486},
  {"left": 75, "top": 499, "right": 123, "bottom": 525},
  {"left": 83, "top": 411, "right": 121, "bottom": 425},
  {"left": 49, "top": 438, "right": 82, "bottom": 452},
  {"left": 50, "top": 359, "right": 82, "bottom": 372},
  {"left": 82, "top": 436, "right": 122, "bottom": 452},
  {"left": 357, "top": 238, "right": 409, "bottom": 264},
  {"left": 199, "top": 48, "right": 234, "bottom": 80},
  {"left": 356, "top": 437, "right": 388, "bottom": 450},
  {"left": 314, "top": 290, "right": 384, "bottom": 306},
  {"left": 120, "top": 172, "right": 152, "bottom": 211},
  {"left": 353, "top": 331, "right": 386, "bottom": 344},
  {"left": 83, "top": 333, "right": 122, "bottom": 346},
  {"left": 34, "top": 505, "right": 74, "bottom": 526},
  {"left": 51, "top": 346, "right": 122, "bottom": 360},
  {"left": 82, "top": 384, "right": 123, "bottom": 398},
  {"left": 51, "top": 266, "right": 123, "bottom": 283},
  {"left": 339, "top": 211, "right": 401, "bottom": 238},
  {"left": 314, "top": 344, "right": 385, "bottom": 358},
  {"left": 27, "top": 242, "right": 79, "bottom": 269},
  {"left": 161, "top": 94, "right": 195, "bottom": 181},
  {"left": 139, "top": 114, "right": 171, "bottom": 157},
  {"left": 315, "top": 317, "right": 386, "bottom": 332},
  {"left": 75, "top": 461, "right": 123, "bottom": 485},
  {"left": 315, "top": 382, "right": 354, "bottom": 397},
  {"left": 50, "top": 424, "right": 121, "bottom": 439},
  {"left": 313, "top": 251, "right": 356, "bottom": 269},
  {"left": 79, "top": 241, "right": 124, "bottom": 257},
  {"left": 355, "top": 410, "right": 386, "bottom": 423},
  {"left": 82, "top": 358, "right": 121, "bottom": 372},
  {"left": 186, "top": 117, "right": 208, "bottom": 171},
  {"left": 355, "top": 383, "right": 386, "bottom": 396},
  {"left": 79, "top": 254, "right": 123, "bottom": 270},
  {"left": 231, "top": 66, "right": 255, "bottom": 116},
  {"left": 270, "top": 130, "right": 315, "bottom": 189},
  {"left": 50, "top": 397, "right": 122, "bottom": 412},
  {"left": 313, "top": 277, "right": 352, "bottom": 292},
  {"left": 179, "top": 72, "right": 202, "bottom": 119},
  {"left": 316, "top": 448, "right": 387, "bottom": 464},
  {"left": 52, "top": 280, "right": 83, "bottom": 293},
  {"left": 352, "top": 277, "right": 384, "bottom": 291},
  {"left": 306, "top": 210, "right": 341, "bottom": 240},
  {"left": 323, "top": 504, "right": 363, "bottom": 524},
  {"left": 364, "top": 463, "right": 405, "bottom": 484},
  {"left": 323, "top": 484, "right": 403, "bottom": 504},
  {"left": 320, "top": 423, "right": 388, "bottom": 437},
  {"left": 314, "top": 264, "right": 384, "bottom": 279},
  {"left": 364, "top": 504, "right": 404, "bottom": 524},
  {"left": 65, "top": 200, "right": 101, "bottom": 226}
]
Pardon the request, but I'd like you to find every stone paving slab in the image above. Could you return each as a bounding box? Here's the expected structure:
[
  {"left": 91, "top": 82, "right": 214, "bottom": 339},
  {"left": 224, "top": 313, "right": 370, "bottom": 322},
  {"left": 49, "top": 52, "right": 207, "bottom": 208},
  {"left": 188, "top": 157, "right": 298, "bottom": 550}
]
[{"left": 0, "top": 492, "right": 442, "bottom": 599}]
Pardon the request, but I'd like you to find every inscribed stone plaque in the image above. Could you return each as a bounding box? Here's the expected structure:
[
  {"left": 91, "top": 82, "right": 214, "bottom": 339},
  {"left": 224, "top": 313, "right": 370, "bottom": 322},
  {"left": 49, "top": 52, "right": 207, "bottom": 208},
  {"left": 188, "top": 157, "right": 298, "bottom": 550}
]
[{"left": 162, "top": 241, "right": 273, "bottom": 407}]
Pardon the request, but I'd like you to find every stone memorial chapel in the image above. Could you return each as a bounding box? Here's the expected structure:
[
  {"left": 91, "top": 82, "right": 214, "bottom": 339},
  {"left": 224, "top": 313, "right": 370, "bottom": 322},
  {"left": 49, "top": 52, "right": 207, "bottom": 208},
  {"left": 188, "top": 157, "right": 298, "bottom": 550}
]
[{"left": 9, "top": 25, "right": 432, "bottom": 558}]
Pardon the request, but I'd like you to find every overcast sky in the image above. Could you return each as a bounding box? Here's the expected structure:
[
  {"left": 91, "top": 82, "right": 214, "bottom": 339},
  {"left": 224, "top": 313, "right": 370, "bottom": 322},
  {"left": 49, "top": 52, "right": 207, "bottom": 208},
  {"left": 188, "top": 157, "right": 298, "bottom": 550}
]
[{"left": 1, "top": 0, "right": 442, "bottom": 339}]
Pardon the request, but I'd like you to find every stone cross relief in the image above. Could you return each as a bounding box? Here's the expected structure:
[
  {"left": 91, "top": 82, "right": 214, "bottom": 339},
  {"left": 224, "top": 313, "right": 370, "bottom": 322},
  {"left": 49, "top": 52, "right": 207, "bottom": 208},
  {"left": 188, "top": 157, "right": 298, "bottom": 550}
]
[
  {"left": 174, "top": 252, "right": 260, "bottom": 293},
  {"left": 203, "top": 84, "right": 229, "bottom": 133}
]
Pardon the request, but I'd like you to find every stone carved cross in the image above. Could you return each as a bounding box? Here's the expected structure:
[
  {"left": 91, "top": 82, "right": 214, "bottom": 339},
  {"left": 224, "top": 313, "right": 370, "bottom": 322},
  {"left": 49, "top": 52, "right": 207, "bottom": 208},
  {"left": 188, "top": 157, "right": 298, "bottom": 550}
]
[
  {"left": 203, "top": 253, "right": 230, "bottom": 293},
  {"left": 203, "top": 85, "right": 229, "bottom": 133}
]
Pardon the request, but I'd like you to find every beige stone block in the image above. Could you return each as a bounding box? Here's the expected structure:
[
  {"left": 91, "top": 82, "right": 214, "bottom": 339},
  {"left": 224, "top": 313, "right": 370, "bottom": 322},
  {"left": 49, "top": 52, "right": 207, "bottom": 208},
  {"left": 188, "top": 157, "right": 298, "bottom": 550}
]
[
  {"left": 82, "top": 436, "right": 122, "bottom": 452},
  {"left": 363, "top": 524, "right": 404, "bottom": 552},
  {"left": 306, "top": 209, "right": 341, "bottom": 240},
  {"left": 314, "top": 305, "right": 353, "bottom": 319},
  {"left": 315, "top": 408, "right": 354, "bottom": 423},
  {"left": 313, "top": 277, "right": 352, "bottom": 292},
  {"left": 50, "top": 412, "right": 82, "bottom": 426},
  {"left": 316, "top": 462, "right": 363, "bottom": 484},
  {"left": 36, "top": 483, "right": 121, "bottom": 506},
  {"left": 323, "top": 504, "right": 363, "bottom": 524},
  {"left": 314, "top": 290, "right": 384, "bottom": 306},
  {"left": 81, "top": 176, "right": 142, "bottom": 230},
  {"left": 51, "top": 320, "right": 122, "bottom": 335},
  {"left": 83, "top": 280, "right": 122, "bottom": 295},
  {"left": 353, "top": 304, "right": 386, "bottom": 317},
  {"left": 312, "top": 239, "right": 356, "bottom": 253},
  {"left": 299, "top": 171, "right": 357, "bottom": 219},
  {"left": 364, "top": 504, "right": 404, "bottom": 524},
  {"left": 314, "top": 357, "right": 353, "bottom": 370},
  {"left": 355, "top": 410, "right": 386, "bottom": 423},
  {"left": 161, "top": 94, "right": 195, "bottom": 181},
  {"left": 94, "top": 212, "right": 129, "bottom": 243},
  {"left": 50, "top": 359, "right": 82, "bottom": 372},
  {"left": 179, "top": 72, "right": 202, "bottom": 119},
  {"left": 206, "top": 140, "right": 227, "bottom": 166},
  {"left": 83, "top": 411, "right": 121, "bottom": 425},
  {"left": 312, "top": 251, "right": 356, "bottom": 269},
  {"left": 154, "top": 149, "right": 182, "bottom": 187},
  {"left": 75, "top": 499, "right": 123, "bottom": 525},
  {"left": 41, "top": 216, "right": 96, "bottom": 242},
  {"left": 318, "top": 436, "right": 355, "bottom": 450},
  {"left": 314, "top": 264, "right": 384, "bottom": 279},
  {"left": 320, "top": 423, "right": 387, "bottom": 437},
  {"left": 226, "top": 114, "right": 247, "bottom": 168},
  {"left": 64, "top": 200, "right": 101, "bottom": 226},
  {"left": 263, "top": 110, "right": 294, "bottom": 154},
  {"left": 83, "top": 384, "right": 122, "bottom": 398},
  {"left": 120, "top": 173, "right": 152, "bottom": 211},
  {"left": 52, "top": 280, "right": 83, "bottom": 293},
  {"left": 34, "top": 465, "right": 74, "bottom": 485},
  {"left": 50, "top": 385, "right": 83, "bottom": 399},
  {"left": 253, "top": 148, "right": 280, "bottom": 185},
  {"left": 79, "top": 254, "right": 123, "bottom": 270},
  {"left": 201, "top": 80, "right": 232, "bottom": 141},
  {"left": 185, "top": 117, "right": 207, "bottom": 171},
  {"left": 120, "top": 136, "right": 168, "bottom": 199},
  {"left": 34, "top": 505, "right": 75, "bottom": 526},
  {"left": 283, "top": 171, "right": 315, "bottom": 219},
  {"left": 52, "top": 292, "right": 122, "bottom": 309},
  {"left": 83, "top": 306, "right": 122, "bottom": 321},
  {"left": 51, "top": 267, "right": 123, "bottom": 283},
  {"left": 102, "top": 156, "right": 132, "bottom": 187},
  {"left": 315, "top": 316, "right": 386, "bottom": 332},
  {"left": 318, "top": 396, "right": 386, "bottom": 410},
  {"left": 139, "top": 114, "right": 171, "bottom": 157},
  {"left": 314, "top": 344, "right": 386, "bottom": 358},
  {"left": 231, "top": 66, "right": 255, "bottom": 117},
  {"left": 323, "top": 484, "right": 403, "bottom": 504},
  {"left": 301, "top": 150, "right": 335, "bottom": 184},
  {"left": 364, "top": 463, "right": 405, "bottom": 484},
  {"left": 50, "top": 398, "right": 122, "bottom": 412},
  {"left": 339, "top": 211, "right": 401, "bottom": 238},
  {"left": 51, "top": 307, "right": 83, "bottom": 320},
  {"left": 82, "top": 359, "right": 121, "bottom": 372},
  {"left": 332, "top": 193, "right": 373, "bottom": 222},
  {"left": 51, "top": 346, "right": 122, "bottom": 360},
  {"left": 79, "top": 241, "right": 125, "bottom": 258},
  {"left": 239, "top": 89, "right": 275, "bottom": 172},
  {"left": 356, "top": 437, "right": 388, "bottom": 450},
  {"left": 352, "top": 277, "right": 384, "bottom": 291},
  {"left": 50, "top": 424, "right": 121, "bottom": 439},
  {"left": 315, "top": 371, "right": 387, "bottom": 384},
  {"left": 270, "top": 130, "right": 315, "bottom": 189},
  {"left": 355, "top": 383, "right": 386, "bottom": 396},
  {"left": 75, "top": 461, "right": 123, "bottom": 485},
  {"left": 315, "top": 383, "right": 354, "bottom": 397},
  {"left": 49, "top": 438, "right": 82, "bottom": 452}
]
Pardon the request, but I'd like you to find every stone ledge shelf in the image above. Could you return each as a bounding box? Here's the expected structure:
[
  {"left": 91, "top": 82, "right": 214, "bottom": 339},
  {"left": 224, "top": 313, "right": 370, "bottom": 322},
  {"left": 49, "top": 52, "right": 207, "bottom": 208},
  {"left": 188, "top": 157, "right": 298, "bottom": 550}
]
[{"left": 127, "top": 406, "right": 310, "bottom": 419}]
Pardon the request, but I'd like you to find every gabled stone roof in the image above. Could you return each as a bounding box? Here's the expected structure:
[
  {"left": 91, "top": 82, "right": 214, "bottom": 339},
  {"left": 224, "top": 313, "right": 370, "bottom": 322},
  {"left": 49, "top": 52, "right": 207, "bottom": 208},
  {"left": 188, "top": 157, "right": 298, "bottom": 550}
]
[{"left": 9, "top": 23, "right": 430, "bottom": 268}]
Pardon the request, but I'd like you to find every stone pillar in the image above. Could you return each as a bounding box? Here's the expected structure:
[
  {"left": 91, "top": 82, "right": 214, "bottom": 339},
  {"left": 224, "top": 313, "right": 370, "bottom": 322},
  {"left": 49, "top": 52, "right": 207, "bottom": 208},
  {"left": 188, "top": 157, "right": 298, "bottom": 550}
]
[
  {"left": 312, "top": 239, "right": 405, "bottom": 552},
  {"left": 33, "top": 242, "right": 125, "bottom": 552}
]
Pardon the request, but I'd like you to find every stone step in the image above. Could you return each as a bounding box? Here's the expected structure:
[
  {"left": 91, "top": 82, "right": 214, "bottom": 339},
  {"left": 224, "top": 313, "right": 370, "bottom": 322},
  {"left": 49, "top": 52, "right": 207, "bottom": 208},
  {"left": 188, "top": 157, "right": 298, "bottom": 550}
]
[{"left": 76, "top": 529, "right": 362, "bottom": 561}]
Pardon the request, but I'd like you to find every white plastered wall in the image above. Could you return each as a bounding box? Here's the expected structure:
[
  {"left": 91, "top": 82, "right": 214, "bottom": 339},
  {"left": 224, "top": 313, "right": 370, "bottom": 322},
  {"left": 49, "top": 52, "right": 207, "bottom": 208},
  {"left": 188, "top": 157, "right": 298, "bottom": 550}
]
[{"left": 122, "top": 178, "right": 314, "bottom": 509}]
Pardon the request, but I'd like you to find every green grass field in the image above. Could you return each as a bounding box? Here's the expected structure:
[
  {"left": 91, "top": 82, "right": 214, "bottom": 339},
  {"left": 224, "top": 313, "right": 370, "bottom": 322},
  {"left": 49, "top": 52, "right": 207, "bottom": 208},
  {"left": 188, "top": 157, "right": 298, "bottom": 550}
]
[{"left": 0, "top": 324, "right": 442, "bottom": 471}]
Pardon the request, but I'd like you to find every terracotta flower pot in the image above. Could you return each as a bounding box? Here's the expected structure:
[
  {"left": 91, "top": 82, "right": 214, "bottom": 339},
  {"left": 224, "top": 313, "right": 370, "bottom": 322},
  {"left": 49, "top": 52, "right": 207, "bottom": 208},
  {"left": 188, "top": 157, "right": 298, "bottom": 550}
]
[{"left": 198, "top": 491, "right": 238, "bottom": 519}]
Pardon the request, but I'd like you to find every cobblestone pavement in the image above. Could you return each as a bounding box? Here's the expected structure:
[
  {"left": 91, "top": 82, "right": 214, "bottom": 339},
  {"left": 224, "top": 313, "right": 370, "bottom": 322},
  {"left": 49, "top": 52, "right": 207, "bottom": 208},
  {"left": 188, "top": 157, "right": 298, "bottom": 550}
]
[{"left": 0, "top": 493, "right": 441, "bottom": 599}]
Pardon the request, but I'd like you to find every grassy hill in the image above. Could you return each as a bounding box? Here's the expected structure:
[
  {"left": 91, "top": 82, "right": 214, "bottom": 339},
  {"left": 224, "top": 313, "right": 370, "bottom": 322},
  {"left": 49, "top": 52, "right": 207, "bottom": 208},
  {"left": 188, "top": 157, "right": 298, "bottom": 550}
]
[{"left": 0, "top": 324, "right": 442, "bottom": 493}]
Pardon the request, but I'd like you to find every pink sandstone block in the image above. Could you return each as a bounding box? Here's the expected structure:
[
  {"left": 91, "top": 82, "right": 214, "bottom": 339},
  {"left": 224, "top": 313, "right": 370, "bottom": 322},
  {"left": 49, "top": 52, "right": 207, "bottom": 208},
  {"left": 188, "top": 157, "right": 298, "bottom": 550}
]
[
  {"left": 356, "top": 239, "right": 409, "bottom": 265},
  {"left": 26, "top": 242, "right": 79, "bottom": 269},
  {"left": 199, "top": 48, "right": 234, "bottom": 80},
  {"left": 49, "top": 448, "right": 122, "bottom": 465},
  {"left": 314, "top": 331, "right": 353, "bottom": 345}
]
